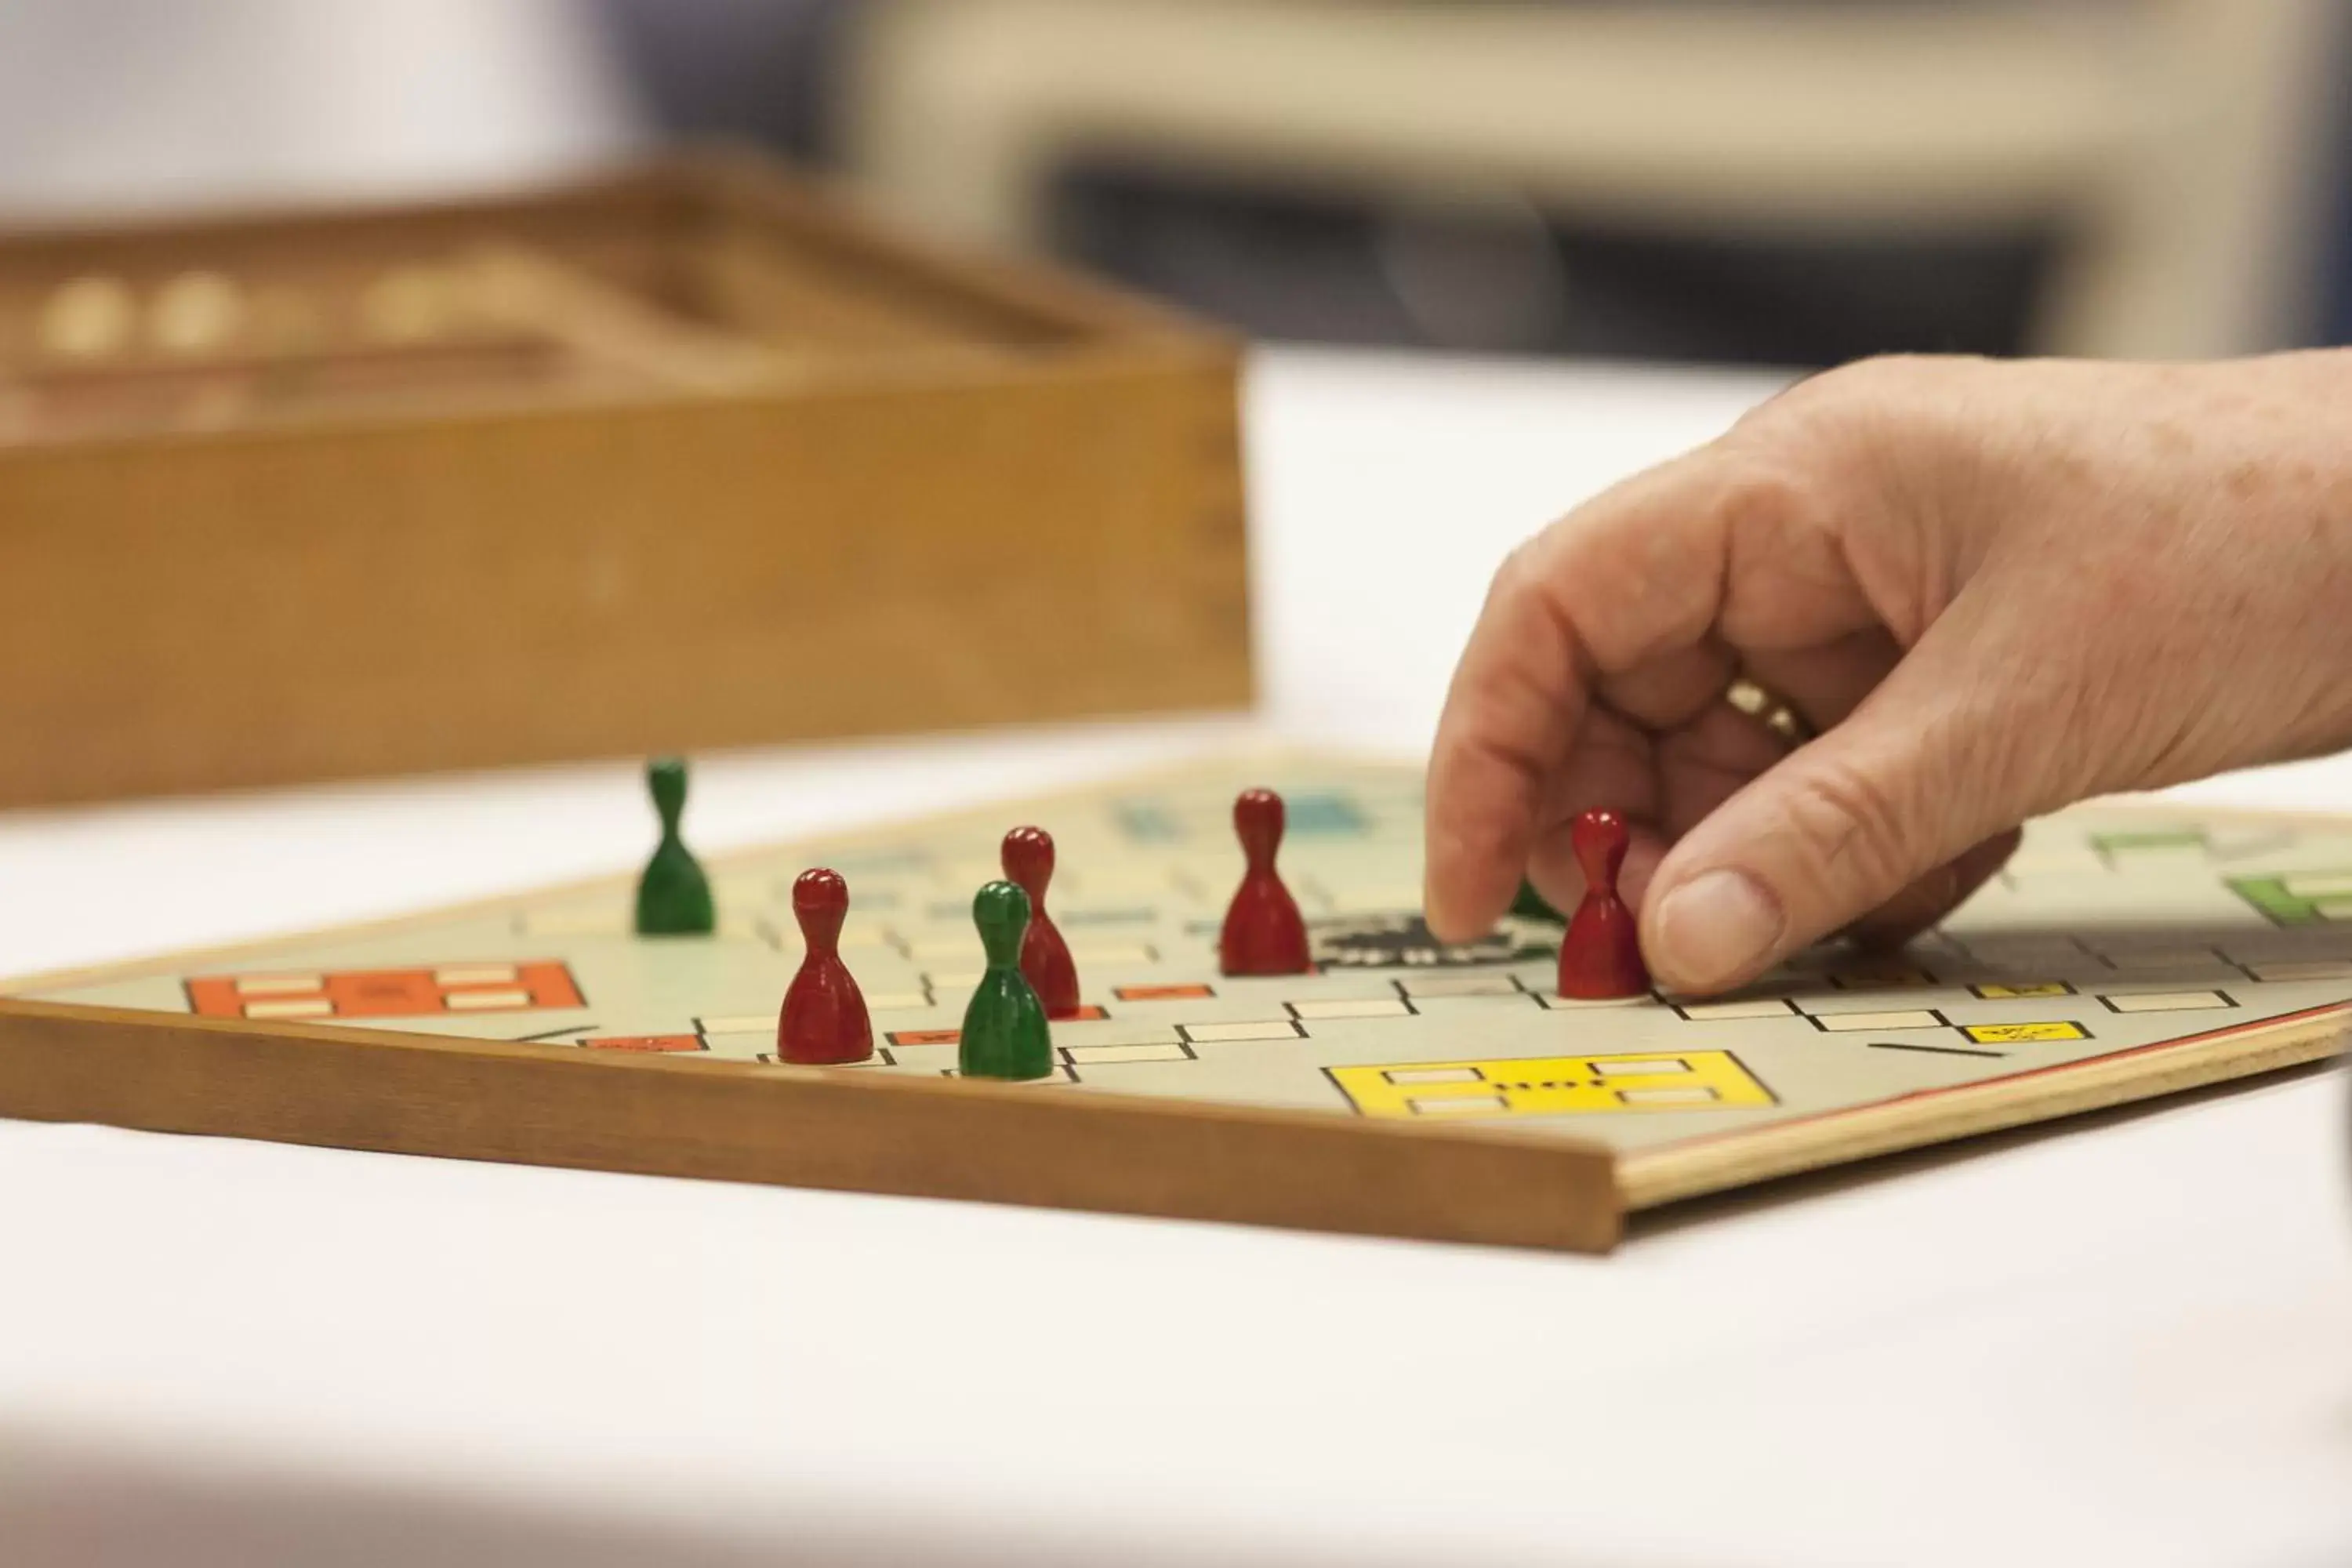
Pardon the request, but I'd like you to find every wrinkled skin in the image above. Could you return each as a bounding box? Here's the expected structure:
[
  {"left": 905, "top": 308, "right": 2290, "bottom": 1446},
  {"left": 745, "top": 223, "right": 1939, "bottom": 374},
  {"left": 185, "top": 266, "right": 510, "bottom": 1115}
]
[{"left": 1425, "top": 353, "right": 2352, "bottom": 995}]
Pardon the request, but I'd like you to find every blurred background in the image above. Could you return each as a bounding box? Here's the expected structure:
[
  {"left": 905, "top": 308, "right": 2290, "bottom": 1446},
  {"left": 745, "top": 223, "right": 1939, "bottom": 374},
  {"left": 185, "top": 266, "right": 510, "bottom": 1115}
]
[{"left": 6, "top": 0, "right": 2350, "bottom": 368}]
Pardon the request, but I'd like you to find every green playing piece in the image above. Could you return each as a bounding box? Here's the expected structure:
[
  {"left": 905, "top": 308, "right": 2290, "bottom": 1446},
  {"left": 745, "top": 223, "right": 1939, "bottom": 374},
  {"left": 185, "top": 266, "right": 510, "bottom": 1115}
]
[
  {"left": 960, "top": 880, "right": 1053, "bottom": 1081},
  {"left": 634, "top": 757, "right": 716, "bottom": 936},
  {"left": 1508, "top": 878, "right": 1564, "bottom": 924}
]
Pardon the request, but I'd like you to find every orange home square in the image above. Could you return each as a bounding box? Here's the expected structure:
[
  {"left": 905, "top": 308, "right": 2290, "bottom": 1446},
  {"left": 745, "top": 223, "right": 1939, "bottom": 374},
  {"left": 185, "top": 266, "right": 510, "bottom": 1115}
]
[
  {"left": 581, "top": 1034, "right": 705, "bottom": 1053},
  {"left": 185, "top": 960, "right": 586, "bottom": 1021},
  {"left": 1113, "top": 984, "right": 1215, "bottom": 1001}
]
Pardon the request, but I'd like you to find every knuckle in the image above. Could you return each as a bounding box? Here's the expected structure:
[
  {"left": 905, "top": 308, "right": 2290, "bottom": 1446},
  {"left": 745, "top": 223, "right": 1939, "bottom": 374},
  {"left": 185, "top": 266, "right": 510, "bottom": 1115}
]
[
  {"left": 1737, "top": 354, "right": 1940, "bottom": 445},
  {"left": 1711, "top": 460, "right": 1813, "bottom": 546},
  {"left": 1493, "top": 538, "right": 1538, "bottom": 590},
  {"left": 1483, "top": 537, "right": 1544, "bottom": 608}
]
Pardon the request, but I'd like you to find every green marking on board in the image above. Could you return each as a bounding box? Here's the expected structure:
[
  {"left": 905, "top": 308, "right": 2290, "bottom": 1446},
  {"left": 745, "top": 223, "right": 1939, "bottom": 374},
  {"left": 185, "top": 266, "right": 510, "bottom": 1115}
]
[
  {"left": 2227, "top": 870, "right": 2352, "bottom": 927},
  {"left": 2090, "top": 829, "right": 2207, "bottom": 857},
  {"left": 1509, "top": 880, "right": 1565, "bottom": 924}
]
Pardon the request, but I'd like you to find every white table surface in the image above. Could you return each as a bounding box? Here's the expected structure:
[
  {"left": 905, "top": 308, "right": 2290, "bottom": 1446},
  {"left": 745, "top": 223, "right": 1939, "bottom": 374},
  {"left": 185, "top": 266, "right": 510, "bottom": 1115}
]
[{"left": 2, "top": 348, "right": 2347, "bottom": 1568}]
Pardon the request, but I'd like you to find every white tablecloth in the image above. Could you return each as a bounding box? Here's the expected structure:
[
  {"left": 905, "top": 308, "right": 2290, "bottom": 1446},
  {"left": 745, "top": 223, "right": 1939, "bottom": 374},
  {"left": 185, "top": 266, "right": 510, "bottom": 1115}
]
[{"left": 3, "top": 349, "right": 2346, "bottom": 1568}]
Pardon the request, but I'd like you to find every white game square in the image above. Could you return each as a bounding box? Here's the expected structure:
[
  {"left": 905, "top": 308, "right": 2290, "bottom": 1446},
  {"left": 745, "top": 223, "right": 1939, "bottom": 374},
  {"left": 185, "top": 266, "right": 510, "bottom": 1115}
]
[
  {"left": 1804, "top": 993, "right": 1951, "bottom": 1016},
  {"left": 443, "top": 988, "right": 532, "bottom": 1011},
  {"left": 1288, "top": 998, "right": 1413, "bottom": 1021},
  {"left": 234, "top": 974, "right": 323, "bottom": 996},
  {"left": 2096, "top": 948, "right": 2220, "bottom": 971},
  {"left": 243, "top": 997, "right": 333, "bottom": 1020},
  {"left": 1180, "top": 1019, "right": 1304, "bottom": 1044},
  {"left": 1062, "top": 1042, "right": 1192, "bottom": 1065},
  {"left": 695, "top": 1014, "right": 775, "bottom": 1036},
  {"left": 2249, "top": 959, "right": 2352, "bottom": 982},
  {"left": 1811, "top": 1009, "right": 1944, "bottom": 1032},
  {"left": 1408, "top": 1094, "right": 1508, "bottom": 1115},
  {"left": 1616, "top": 1085, "right": 1719, "bottom": 1105},
  {"left": 1399, "top": 974, "right": 1522, "bottom": 999},
  {"left": 1050, "top": 1023, "right": 1181, "bottom": 1048},
  {"left": 2101, "top": 990, "right": 2234, "bottom": 1013},
  {"left": 1675, "top": 998, "right": 1796, "bottom": 1022},
  {"left": 434, "top": 964, "right": 517, "bottom": 987}
]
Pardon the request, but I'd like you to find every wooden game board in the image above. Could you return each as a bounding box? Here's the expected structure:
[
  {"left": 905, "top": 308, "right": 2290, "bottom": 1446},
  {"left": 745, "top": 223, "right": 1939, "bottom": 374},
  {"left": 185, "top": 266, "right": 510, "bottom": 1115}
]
[{"left": 3, "top": 756, "right": 2347, "bottom": 1252}]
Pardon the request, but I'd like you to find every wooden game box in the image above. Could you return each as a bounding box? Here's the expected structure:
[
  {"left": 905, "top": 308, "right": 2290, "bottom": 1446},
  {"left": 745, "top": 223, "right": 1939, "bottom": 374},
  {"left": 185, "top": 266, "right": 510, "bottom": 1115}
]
[{"left": 0, "top": 151, "right": 1249, "bottom": 808}]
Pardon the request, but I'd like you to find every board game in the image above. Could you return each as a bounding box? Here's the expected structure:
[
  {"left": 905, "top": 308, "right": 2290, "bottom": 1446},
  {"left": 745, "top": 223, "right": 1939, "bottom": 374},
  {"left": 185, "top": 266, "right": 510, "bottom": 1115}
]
[{"left": 2, "top": 756, "right": 2347, "bottom": 1252}]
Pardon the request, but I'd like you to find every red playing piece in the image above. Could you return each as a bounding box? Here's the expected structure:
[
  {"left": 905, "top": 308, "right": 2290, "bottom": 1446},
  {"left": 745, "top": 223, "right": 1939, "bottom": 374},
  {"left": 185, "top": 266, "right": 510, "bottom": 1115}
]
[
  {"left": 1219, "top": 787, "right": 1312, "bottom": 976},
  {"left": 1001, "top": 824, "right": 1081, "bottom": 1019},
  {"left": 1556, "top": 808, "right": 1650, "bottom": 1000},
  {"left": 776, "top": 867, "right": 874, "bottom": 1064}
]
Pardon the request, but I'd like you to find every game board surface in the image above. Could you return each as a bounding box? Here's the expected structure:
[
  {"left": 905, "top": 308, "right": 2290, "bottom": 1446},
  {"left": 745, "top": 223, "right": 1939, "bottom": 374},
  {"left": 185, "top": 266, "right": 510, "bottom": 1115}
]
[{"left": 7, "top": 756, "right": 2350, "bottom": 1247}]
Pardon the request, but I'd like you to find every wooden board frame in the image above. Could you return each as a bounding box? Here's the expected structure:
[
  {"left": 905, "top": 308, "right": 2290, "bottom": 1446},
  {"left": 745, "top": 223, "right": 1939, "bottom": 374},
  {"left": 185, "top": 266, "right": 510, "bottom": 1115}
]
[
  {"left": 0, "top": 150, "right": 1249, "bottom": 807},
  {"left": 0, "top": 1000, "right": 1620, "bottom": 1253},
  {"left": 2, "top": 767, "right": 2345, "bottom": 1254}
]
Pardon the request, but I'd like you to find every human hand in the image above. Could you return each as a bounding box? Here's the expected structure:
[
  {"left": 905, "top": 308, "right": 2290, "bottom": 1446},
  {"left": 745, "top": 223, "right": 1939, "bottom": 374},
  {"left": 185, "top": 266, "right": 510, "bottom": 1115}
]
[{"left": 1425, "top": 352, "right": 2352, "bottom": 994}]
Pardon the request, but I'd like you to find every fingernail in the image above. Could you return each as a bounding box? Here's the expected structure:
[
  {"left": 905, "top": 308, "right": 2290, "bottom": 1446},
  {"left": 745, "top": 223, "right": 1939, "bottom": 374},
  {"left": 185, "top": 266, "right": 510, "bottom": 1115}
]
[{"left": 1652, "top": 869, "right": 1786, "bottom": 991}]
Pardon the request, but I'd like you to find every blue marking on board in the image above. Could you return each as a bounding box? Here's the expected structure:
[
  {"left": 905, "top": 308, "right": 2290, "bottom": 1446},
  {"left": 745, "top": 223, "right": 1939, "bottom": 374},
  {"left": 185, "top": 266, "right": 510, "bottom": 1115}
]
[
  {"left": 814, "top": 850, "right": 931, "bottom": 875},
  {"left": 1115, "top": 801, "right": 1185, "bottom": 843},
  {"left": 1283, "top": 793, "right": 1368, "bottom": 836},
  {"left": 1058, "top": 907, "right": 1160, "bottom": 926}
]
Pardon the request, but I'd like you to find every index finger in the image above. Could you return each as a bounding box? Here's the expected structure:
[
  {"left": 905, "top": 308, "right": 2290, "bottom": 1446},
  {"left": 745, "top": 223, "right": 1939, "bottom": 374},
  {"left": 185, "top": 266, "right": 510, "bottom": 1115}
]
[{"left": 1424, "top": 450, "right": 1740, "bottom": 942}]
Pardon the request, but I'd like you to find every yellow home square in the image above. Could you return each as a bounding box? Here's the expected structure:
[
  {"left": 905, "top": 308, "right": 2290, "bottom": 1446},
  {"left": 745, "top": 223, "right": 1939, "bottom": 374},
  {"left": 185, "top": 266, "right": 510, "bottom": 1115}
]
[
  {"left": 1971, "top": 982, "right": 2074, "bottom": 1000},
  {"left": 1329, "top": 1051, "right": 1773, "bottom": 1120},
  {"left": 1960, "top": 1021, "right": 2092, "bottom": 1044}
]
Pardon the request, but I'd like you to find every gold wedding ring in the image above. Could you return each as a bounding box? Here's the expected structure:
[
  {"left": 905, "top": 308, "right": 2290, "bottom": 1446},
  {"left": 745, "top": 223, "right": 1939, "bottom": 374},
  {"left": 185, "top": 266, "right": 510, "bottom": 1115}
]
[{"left": 1724, "top": 673, "right": 1817, "bottom": 746}]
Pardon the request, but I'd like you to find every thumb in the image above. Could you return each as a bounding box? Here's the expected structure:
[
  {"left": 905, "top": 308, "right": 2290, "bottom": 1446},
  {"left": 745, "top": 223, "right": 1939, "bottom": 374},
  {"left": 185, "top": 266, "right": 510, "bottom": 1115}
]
[{"left": 1639, "top": 617, "right": 2063, "bottom": 994}]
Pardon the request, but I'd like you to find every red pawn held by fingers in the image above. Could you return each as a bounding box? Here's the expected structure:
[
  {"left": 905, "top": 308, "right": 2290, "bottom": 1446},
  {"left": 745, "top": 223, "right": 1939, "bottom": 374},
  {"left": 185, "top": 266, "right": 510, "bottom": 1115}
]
[
  {"left": 1557, "top": 809, "right": 1650, "bottom": 1000},
  {"left": 1001, "top": 824, "right": 1081, "bottom": 1019},
  {"left": 1220, "top": 787, "right": 1312, "bottom": 976},
  {"left": 777, "top": 867, "right": 875, "bottom": 1064}
]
